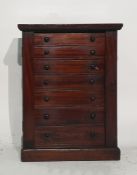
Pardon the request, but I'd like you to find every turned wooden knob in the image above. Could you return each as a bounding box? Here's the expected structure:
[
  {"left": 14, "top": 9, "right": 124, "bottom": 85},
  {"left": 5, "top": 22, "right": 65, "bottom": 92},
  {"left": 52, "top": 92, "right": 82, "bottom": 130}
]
[
  {"left": 90, "top": 50, "right": 96, "bottom": 55},
  {"left": 43, "top": 114, "right": 49, "bottom": 119},
  {"left": 44, "top": 37, "right": 50, "bottom": 42},
  {"left": 90, "top": 36, "right": 95, "bottom": 42},
  {"left": 90, "top": 112, "right": 96, "bottom": 119},
  {"left": 43, "top": 65, "right": 50, "bottom": 70},
  {"left": 43, "top": 96, "right": 49, "bottom": 102}
]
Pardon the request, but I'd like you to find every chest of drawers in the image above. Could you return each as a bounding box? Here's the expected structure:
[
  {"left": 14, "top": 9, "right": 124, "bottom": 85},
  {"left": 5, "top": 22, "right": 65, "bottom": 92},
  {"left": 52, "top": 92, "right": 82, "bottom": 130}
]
[{"left": 18, "top": 24, "right": 123, "bottom": 161}]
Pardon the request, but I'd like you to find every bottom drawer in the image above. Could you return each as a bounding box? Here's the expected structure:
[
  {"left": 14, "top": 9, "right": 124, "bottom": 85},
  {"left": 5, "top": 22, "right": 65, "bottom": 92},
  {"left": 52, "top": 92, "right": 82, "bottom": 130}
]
[{"left": 34, "top": 126, "right": 105, "bottom": 148}]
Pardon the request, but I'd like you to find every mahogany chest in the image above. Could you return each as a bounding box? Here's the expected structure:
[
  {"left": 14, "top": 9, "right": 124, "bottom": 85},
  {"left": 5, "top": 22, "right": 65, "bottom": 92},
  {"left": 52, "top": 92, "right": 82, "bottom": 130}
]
[{"left": 18, "top": 24, "right": 123, "bottom": 161}]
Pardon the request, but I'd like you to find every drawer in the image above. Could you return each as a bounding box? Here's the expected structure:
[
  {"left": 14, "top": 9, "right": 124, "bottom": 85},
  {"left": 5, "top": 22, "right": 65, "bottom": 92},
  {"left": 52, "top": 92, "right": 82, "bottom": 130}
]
[
  {"left": 34, "top": 126, "right": 105, "bottom": 148},
  {"left": 32, "top": 59, "right": 104, "bottom": 74},
  {"left": 34, "top": 108, "right": 104, "bottom": 126},
  {"left": 33, "top": 74, "right": 104, "bottom": 90},
  {"left": 33, "top": 33, "right": 105, "bottom": 46},
  {"left": 32, "top": 46, "right": 105, "bottom": 58},
  {"left": 33, "top": 90, "right": 104, "bottom": 108}
]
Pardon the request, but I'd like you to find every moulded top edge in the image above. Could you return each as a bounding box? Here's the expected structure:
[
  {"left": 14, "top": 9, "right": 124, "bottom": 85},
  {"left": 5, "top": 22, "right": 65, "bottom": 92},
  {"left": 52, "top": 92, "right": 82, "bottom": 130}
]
[{"left": 18, "top": 23, "right": 123, "bottom": 32}]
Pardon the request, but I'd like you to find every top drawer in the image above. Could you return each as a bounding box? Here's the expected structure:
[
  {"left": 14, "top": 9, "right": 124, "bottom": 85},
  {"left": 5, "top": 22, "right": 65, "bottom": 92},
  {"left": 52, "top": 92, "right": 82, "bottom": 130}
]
[{"left": 33, "top": 33, "right": 105, "bottom": 46}]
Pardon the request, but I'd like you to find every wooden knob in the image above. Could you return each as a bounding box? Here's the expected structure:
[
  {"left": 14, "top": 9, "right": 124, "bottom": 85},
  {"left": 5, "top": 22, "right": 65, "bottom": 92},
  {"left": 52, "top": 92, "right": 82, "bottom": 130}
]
[
  {"left": 90, "top": 112, "right": 96, "bottom": 119},
  {"left": 44, "top": 37, "right": 50, "bottom": 42},
  {"left": 43, "top": 80, "right": 48, "bottom": 85},
  {"left": 90, "top": 50, "right": 96, "bottom": 55},
  {"left": 90, "top": 36, "right": 95, "bottom": 42},
  {"left": 43, "top": 114, "right": 49, "bottom": 119},
  {"left": 44, "top": 133, "right": 50, "bottom": 138},
  {"left": 90, "top": 64, "right": 97, "bottom": 69},
  {"left": 90, "top": 96, "right": 96, "bottom": 101},
  {"left": 43, "top": 96, "right": 49, "bottom": 102},
  {"left": 43, "top": 65, "right": 49, "bottom": 70},
  {"left": 44, "top": 50, "right": 49, "bottom": 55},
  {"left": 90, "top": 79, "right": 95, "bottom": 84}
]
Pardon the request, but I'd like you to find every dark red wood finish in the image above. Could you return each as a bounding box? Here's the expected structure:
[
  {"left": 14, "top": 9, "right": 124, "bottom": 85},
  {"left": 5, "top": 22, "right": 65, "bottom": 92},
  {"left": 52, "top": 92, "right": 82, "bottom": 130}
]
[
  {"left": 105, "top": 31, "right": 118, "bottom": 146},
  {"left": 32, "top": 59, "right": 104, "bottom": 74},
  {"left": 33, "top": 74, "right": 104, "bottom": 90},
  {"left": 18, "top": 24, "right": 123, "bottom": 161},
  {"left": 34, "top": 125, "right": 105, "bottom": 148},
  {"left": 18, "top": 24, "right": 123, "bottom": 32},
  {"left": 34, "top": 108, "right": 104, "bottom": 126},
  {"left": 22, "top": 32, "right": 34, "bottom": 148},
  {"left": 33, "top": 90, "right": 104, "bottom": 108},
  {"left": 21, "top": 148, "right": 120, "bottom": 161},
  {"left": 33, "top": 33, "right": 105, "bottom": 46},
  {"left": 32, "top": 46, "right": 105, "bottom": 58}
]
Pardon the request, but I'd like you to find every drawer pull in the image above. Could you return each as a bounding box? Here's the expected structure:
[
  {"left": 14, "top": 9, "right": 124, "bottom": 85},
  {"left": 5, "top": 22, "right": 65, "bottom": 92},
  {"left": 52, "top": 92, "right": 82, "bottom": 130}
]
[
  {"left": 90, "top": 64, "right": 99, "bottom": 70},
  {"left": 43, "top": 65, "right": 50, "bottom": 70},
  {"left": 43, "top": 80, "right": 48, "bottom": 85},
  {"left": 44, "top": 50, "right": 49, "bottom": 55},
  {"left": 44, "top": 133, "right": 50, "bottom": 138},
  {"left": 90, "top": 132, "right": 96, "bottom": 138},
  {"left": 43, "top": 114, "right": 49, "bottom": 119},
  {"left": 44, "top": 37, "right": 50, "bottom": 42},
  {"left": 43, "top": 96, "right": 49, "bottom": 102},
  {"left": 90, "top": 79, "right": 95, "bottom": 84},
  {"left": 90, "top": 96, "right": 96, "bottom": 101},
  {"left": 90, "top": 112, "right": 96, "bottom": 119},
  {"left": 90, "top": 50, "right": 96, "bottom": 55},
  {"left": 90, "top": 36, "right": 95, "bottom": 42}
]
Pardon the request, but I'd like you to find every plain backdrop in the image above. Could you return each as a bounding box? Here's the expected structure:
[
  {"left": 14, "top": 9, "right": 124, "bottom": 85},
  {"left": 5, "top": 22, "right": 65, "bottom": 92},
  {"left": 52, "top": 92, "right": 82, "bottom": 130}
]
[{"left": 0, "top": 0, "right": 137, "bottom": 151}]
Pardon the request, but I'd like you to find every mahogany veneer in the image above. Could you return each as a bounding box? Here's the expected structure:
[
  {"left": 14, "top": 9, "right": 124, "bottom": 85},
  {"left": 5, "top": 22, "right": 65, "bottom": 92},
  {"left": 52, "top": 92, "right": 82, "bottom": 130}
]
[{"left": 18, "top": 24, "right": 123, "bottom": 161}]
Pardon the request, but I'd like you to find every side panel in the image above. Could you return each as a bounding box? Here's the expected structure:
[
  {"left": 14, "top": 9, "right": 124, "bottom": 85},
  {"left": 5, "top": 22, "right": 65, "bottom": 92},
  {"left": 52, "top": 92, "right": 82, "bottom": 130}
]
[
  {"left": 105, "top": 31, "right": 117, "bottom": 147},
  {"left": 22, "top": 32, "right": 34, "bottom": 148}
]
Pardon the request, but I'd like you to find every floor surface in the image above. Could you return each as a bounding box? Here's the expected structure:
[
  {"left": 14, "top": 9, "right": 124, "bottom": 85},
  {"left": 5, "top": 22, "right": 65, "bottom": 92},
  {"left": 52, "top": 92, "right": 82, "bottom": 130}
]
[{"left": 0, "top": 144, "right": 137, "bottom": 175}]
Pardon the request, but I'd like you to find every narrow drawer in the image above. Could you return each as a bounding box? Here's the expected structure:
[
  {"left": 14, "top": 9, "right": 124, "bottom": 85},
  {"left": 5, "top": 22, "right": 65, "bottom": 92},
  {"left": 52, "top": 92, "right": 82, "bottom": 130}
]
[
  {"left": 34, "top": 108, "right": 104, "bottom": 126},
  {"left": 33, "top": 33, "right": 105, "bottom": 46},
  {"left": 33, "top": 74, "right": 104, "bottom": 90},
  {"left": 32, "top": 46, "right": 105, "bottom": 58},
  {"left": 33, "top": 90, "right": 104, "bottom": 108},
  {"left": 34, "top": 126, "right": 105, "bottom": 148},
  {"left": 32, "top": 59, "right": 104, "bottom": 74}
]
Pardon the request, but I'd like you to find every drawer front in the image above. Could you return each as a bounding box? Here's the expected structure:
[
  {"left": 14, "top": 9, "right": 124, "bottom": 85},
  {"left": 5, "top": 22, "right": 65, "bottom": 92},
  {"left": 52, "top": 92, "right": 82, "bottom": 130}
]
[
  {"left": 33, "top": 33, "right": 105, "bottom": 46},
  {"left": 33, "top": 90, "right": 104, "bottom": 108},
  {"left": 32, "top": 59, "right": 104, "bottom": 74},
  {"left": 33, "top": 74, "right": 104, "bottom": 90},
  {"left": 34, "top": 126, "right": 105, "bottom": 148},
  {"left": 32, "top": 46, "right": 105, "bottom": 58},
  {"left": 34, "top": 108, "right": 104, "bottom": 126}
]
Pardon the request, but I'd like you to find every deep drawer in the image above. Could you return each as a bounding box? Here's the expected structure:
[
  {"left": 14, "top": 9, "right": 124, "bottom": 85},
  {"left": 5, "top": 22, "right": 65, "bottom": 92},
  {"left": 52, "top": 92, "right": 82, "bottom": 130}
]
[
  {"left": 32, "top": 59, "right": 104, "bottom": 74},
  {"left": 34, "top": 108, "right": 104, "bottom": 126},
  {"left": 33, "top": 33, "right": 105, "bottom": 46},
  {"left": 33, "top": 74, "right": 104, "bottom": 90},
  {"left": 32, "top": 46, "right": 105, "bottom": 58},
  {"left": 33, "top": 90, "right": 104, "bottom": 108},
  {"left": 34, "top": 125, "right": 105, "bottom": 148}
]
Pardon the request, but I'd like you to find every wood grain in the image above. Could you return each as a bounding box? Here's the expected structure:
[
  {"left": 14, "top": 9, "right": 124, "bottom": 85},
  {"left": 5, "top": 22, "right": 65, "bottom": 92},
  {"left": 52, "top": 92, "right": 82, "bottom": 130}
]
[
  {"left": 105, "top": 31, "right": 117, "bottom": 147},
  {"left": 19, "top": 24, "right": 123, "bottom": 161},
  {"left": 22, "top": 32, "right": 34, "bottom": 148},
  {"left": 33, "top": 90, "right": 104, "bottom": 108},
  {"left": 34, "top": 107, "right": 104, "bottom": 126},
  {"left": 32, "top": 59, "right": 104, "bottom": 74},
  {"left": 18, "top": 23, "right": 123, "bottom": 32},
  {"left": 33, "top": 74, "right": 104, "bottom": 90},
  {"left": 32, "top": 45, "right": 105, "bottom": 58},
  {"left": 21, "top": 148, "right": 120, "bottom": 161},
  {"left": 34, "top": 125, "right": 105, "bottom": 148},
  {"left": 33, "top": 33, "right": 105, "bottom": 46}
]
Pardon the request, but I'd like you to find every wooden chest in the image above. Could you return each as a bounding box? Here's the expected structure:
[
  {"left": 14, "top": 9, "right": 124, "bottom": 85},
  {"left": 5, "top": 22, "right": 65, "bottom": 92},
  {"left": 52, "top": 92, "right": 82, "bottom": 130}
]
[{"left": 18, "top": 24, "right": 123, "bottom": 161}]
